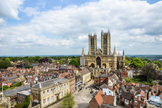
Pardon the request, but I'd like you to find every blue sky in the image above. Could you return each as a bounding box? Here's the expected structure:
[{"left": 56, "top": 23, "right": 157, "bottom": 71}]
[{"left": 0, "top": 0, "right": 162, "bottom": 55}]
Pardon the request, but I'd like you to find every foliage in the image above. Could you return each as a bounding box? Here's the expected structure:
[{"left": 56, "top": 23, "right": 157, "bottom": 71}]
[
  {"left": 34, "top": 56, "right": 41, "bottom": 63},
  {"left": 25, "top": 65, "right": 32, "bottom": 69},
  {"left": 69, "top": 59, "right": 79, "bottom": 67},
  {"left": 14, "top": 96, "right": 30, "bottom": 108},
  {"left": 23, "top": 96, "right": 30, "bottom": 108},
  {"left": 0, "top": 85, "right": 9, "bottom": 91},
  {"left": 152, "top": 80, "right": 157, "bottom": 84},
  {"left": 56, "top": 60, "right": 62, "bottom": 64},
  {"left": 130, "top": 58, "right": 144, "bottom": 69},
  {"left": 26, "top": 57, "right": 33, "bottom": 62},
  {"left": 154, "top": 61, "right": 162, "bottom": 68},
  {"left": 11, "top": 82, "right": 22, "bottom": 87},
  {"left": 14, "top": 103, "right": 24, "bottom": 108},
  {"left": 124, "top": 78, "right": 130, "bottom": 82},
  {"left": 48, "top": 58, "right": 52, "bottom": 63},
  {"left": 5, "top": 57, "right": 10, "bottom": 62},
  {"left": 141, "top": 63, "right": 157, "bottom": 82},
  {"left": 148, "top": 60, "right": 153, "bottom": 63},
  {"left": 0, "top": 60, "right": 12, "bottom": 69},
  {"left": 125, "top": 59, "right": 129, "bottom": 66},
  {"left": 60, "top": 92, "right": 75, "bottom": 108},
  {"left": 159, "top": 81, "right": 162, "bottom": 86},
  {"left": 22, "top": 59, "right": 29, "bottom": 64}
]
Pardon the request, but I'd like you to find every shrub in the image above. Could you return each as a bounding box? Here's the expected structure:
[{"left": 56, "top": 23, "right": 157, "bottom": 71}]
[
  {"left": 14, "top": 103, "right": 24, "bottom": 108},
  {"left": 125, "top": 78, "right": 130, "bottom": 82}
]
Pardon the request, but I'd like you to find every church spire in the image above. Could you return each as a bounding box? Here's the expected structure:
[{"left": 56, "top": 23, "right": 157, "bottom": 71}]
[
  {"left": 123, "top": 50, "right": 125, "bottom": 56},
  {"left": 82, "top": 48, "right": 85, "bottom": 57},
  {"left": 113, "top": 46, "right": 117, "bottom": 56}
]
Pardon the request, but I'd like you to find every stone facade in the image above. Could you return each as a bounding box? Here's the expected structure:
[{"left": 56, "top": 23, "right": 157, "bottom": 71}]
[
  {"left": 80, "top": 30, "right": 125, "bottom": 70},
  {"left": 31, "top": 78, "right": 70, "bottom": 108}
]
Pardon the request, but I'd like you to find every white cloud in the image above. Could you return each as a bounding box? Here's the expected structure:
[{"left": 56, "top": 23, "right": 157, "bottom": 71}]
[
  {"left": 24, "top": 7, "right": 40, "bottom": 17},
  {"left": 0, "top": 0, "right": 24, "bottom": 19},
  {"left": 1, "top": 0, "right": 162, "bottom": 55}
]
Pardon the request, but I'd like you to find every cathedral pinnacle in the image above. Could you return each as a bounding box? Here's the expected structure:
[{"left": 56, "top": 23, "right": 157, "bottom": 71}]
[
  {"left": 113, "top": 46, "right": 117, "bottom": 56},
  {"left": 123, "top": 50, "right": 125, "bottom": 56},
  {"left": 82, "top": 48, "right": 85, "bottom": 57}
]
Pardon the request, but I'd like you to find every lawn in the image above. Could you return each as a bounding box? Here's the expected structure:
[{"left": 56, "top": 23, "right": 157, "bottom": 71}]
[{"left": 125, "top": 76, "right": 156, "bottom": 86}]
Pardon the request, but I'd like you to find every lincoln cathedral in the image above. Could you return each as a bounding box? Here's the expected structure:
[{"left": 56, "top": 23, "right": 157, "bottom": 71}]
[{"left": 80, "top": 30, "right": 125, "bottom": 70}]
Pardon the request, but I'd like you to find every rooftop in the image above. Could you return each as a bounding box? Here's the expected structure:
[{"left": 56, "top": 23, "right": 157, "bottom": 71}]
[{"left": 32, "top": 77, "right": 68, "bottom": 88}]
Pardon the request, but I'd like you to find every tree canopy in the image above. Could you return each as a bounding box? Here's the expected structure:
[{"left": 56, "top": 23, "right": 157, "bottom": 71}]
[
  {"left": 154, "top": 61, "right": 162, "bottom": 68},
  {"left": 60, "top": 92, "right": 75, "bottom": 108},
  {"left": 130, "top": 58, "right": 144, "bottom": 69},
  {"left": 5, "top": 57, "right": 10, "bottom": 62},
  {"left": 69, "top": 59, "right": 79, "bottom": 67},
  {"left": 0, "top": 60, "right": 12, "bottom": 69},
  {"left": 141, "top": 63, "right": 157, "bottom": 82}
]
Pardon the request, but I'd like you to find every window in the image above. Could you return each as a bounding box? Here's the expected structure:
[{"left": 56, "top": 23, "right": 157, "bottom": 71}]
[
  {"left": 35, "top": 94, "right": 37, "bottom": 96},
  {"left": 61, "top": 85, "right": 63, "bottom": 89},
  {"left": 51, "top": 89, "right": 53, "bottom": 94},
  {"left": 67, "top": 83, "right": 68, "bottom": 88},
  {"left": 140, "top": 104, "right": 143, "bottom": 108},
  {"left": 47, "top": 97, "right": 49, "bottom": 104},
  {"left": 125, "top": 99, "right": 129, "bottom": 105},
  {"left": 64, "top": 84, "right": 66, "bottom": 88},
  {"left": 67, "top": 89, "right": 68, "bottom": 92},
  {"left": 43, "top": 91, "right": 45, "bottom": 97},
  {"left": 23, "top": 96, "right": 24, "bottom": 98},
  {"left": 44, "top": 99, "right": 46, "bottom": 106},
  {"left": 20, "top": 95, "right": 22, "bottom": 97},
  {"left": 61, "top": 92, "right": 63, "bottom": 97},
  {"left": 57, "top": 87, "right": 58, "bottom": 91},
  {"left": 18, "top": 94, "right": 19, "bottom": 97},
  {"left": 64, "top": 90, "right": 66, "bottom": 95},
  {"left": 51, "top": 96, "right": 53, "bottom": 102},
  {"left": 47, "top": 90, "right": 49, "bottom": 95}
]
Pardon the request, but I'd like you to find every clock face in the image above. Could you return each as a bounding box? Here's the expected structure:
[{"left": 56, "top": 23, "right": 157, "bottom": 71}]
[{"left": 35, "top": 77, "right": 38, "bottom": 81}]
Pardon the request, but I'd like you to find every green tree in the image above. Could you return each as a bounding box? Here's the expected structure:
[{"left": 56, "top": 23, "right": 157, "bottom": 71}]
[
  {"left": 125, "top": 59, "right": 129, "bottom": 66},
  {"left": 0, "top": 60, "right": 12, "bottom": 69},
  {"left": 56, "top": 60, "right": 62, "bottom": 64},
  {"left": 60, "top": 92, "right": 75, "bottom": 108},
  {"left": 0, "top": 85, "right": 9, "bottom": 91},
  {"left": 130, "top": 58, "right": 144, "bottom": 69},
  {"left": 14, "top": 103, "right": 24, "bottom": 108},
  {"left": 69, "top": 59, "right": 79, "bottom": 67},
  {"left": 34, "top": 56, "right": 41, "bottom": 62},
  {"left": 141, "top": 63, "right": 157, "bottom": 82},
  {"left": 154, "top": 61, "right": 162, "bottom": 68},
  {"left": 148, "top": 60, "right": 153, "bottom": 63},
  {"left": 27, "top": 57, "right": 33, "bottom": 63},
  {"left": 25, "top": 65, "right": 32, "bottom": 69},
  {"left": 48, "top": 58, "right": 52, "bottom": 63},
  {"left": 5, "top": 57, "right": 10, "bottom": 62}
]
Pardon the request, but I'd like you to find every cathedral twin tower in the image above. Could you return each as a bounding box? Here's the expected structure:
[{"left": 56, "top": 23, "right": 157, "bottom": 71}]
[
  {"left": 80, "top": 30, "right": 125, "bottom": 70},
  {"left": 89, "top": 30, "right": 111, "bottom": 55}
]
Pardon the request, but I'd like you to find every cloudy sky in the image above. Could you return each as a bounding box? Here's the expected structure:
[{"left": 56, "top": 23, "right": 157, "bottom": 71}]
[{"left": 0, "top": 0, "right": 162, "bottom": 56}]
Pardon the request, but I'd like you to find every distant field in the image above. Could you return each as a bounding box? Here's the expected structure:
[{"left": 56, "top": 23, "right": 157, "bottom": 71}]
[{"left": 125, "top": 55, "right": 162, "bottom": 60}]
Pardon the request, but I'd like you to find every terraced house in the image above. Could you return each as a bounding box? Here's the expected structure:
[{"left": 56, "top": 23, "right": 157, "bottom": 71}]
[{"left": 31, "top": 78, "right": 69, "bottom": 108}]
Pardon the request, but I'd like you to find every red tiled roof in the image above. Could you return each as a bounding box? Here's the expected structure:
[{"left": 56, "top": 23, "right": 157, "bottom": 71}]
[
  {"left": 95, "top": 90, "right": 104, "bottom": 106},
  {"left": 101, "top": 95, "right": 114, "bottom": 105},
  {"left": 59, "top": 72, "right": 69, "bottom": 78}
]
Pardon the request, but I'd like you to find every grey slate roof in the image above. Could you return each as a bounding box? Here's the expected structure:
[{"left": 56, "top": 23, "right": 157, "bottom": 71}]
[
  {"left": 3, "top": 76, "right": 18, "bottom": 81},
  {"left": 3, "top": 85, "right": 30, "bottom": 96},
  {"left": 32, "top": 77, "right": 68, "bottom": 88}
]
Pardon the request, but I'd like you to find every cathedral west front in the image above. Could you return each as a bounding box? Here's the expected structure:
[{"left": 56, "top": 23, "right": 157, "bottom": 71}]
[{"left": 80, "top": 30, "right": 125, "bottom": 70}]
